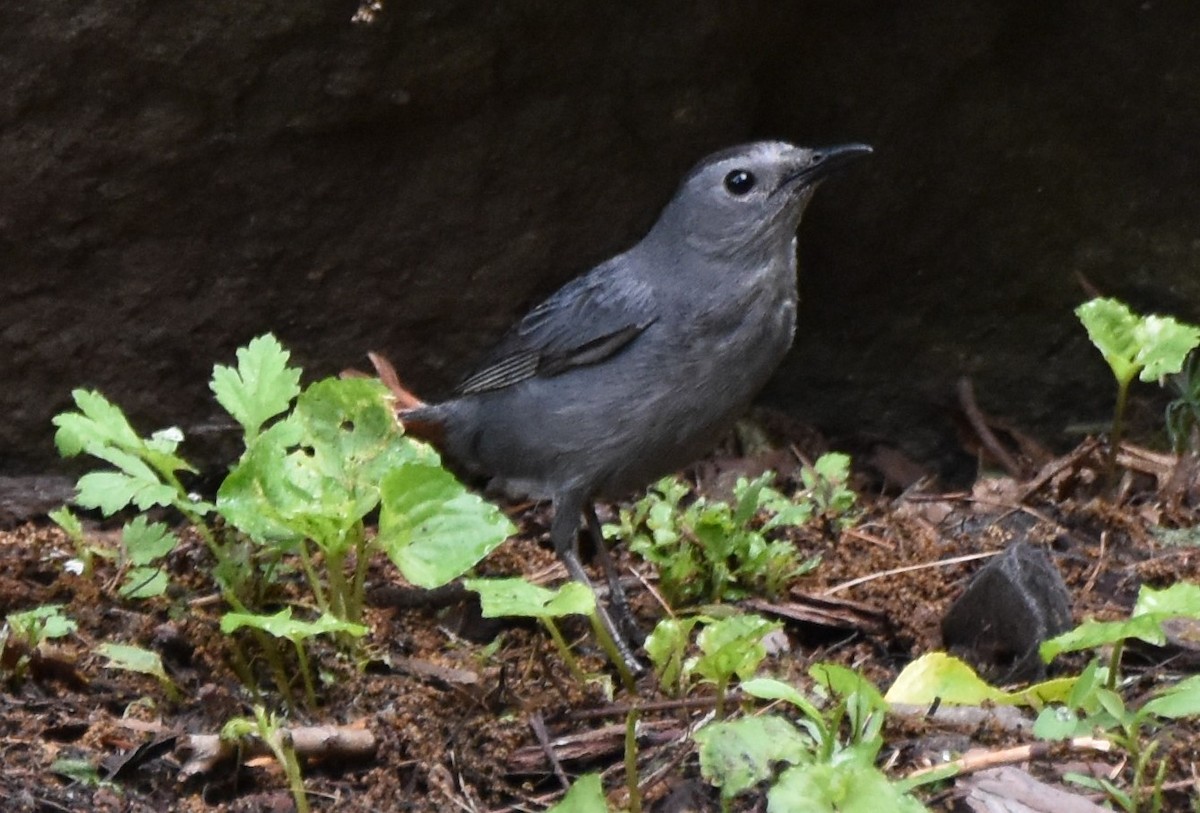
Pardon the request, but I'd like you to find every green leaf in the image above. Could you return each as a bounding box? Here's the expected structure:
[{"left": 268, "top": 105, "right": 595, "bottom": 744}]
[
  {"left": 696, "top": 715, "right": 811, "bottom": 801},
  {"left": 219, "top": 377, "right": 432, "bottom": 549},
  {"left": 767, "top": 755, "right": 929, "bottom": 813},
  {"left": 210, "top": 334, "right": 302, "bottom": 441},
  {"left": 119, "top": 567, "right": 169, "bottom": 599},
  {"left": 1133, "top": 581, "right": 1200, "bottom": 617},
  {"left": 465, "top": 578, "right": 595, "bottom": 619},
  {"left": 690, "top": 614, "right": 781, "bottom": 685},
  {"left": 121, "top": 516, "right": 177, "bottom": 566},
  {"left": 48, "top": 507, "right": 85, "bottom": 542},
  {"left": 1033, "top": 706, "right": 1089, "bottom": 740},
  {"left": 75, "top": 470, "right": 175, "bottom": 516},
  {"left": 378, "top": 461, "right": 513, "bottom": 588},
  {"left": 644, "top": 616, "right": 699, "bottom": 695},
  {"left": 1142, "top": 674, "right": 1200, "bottom": 719},
  {"left": 96, "top": 642, "right": 179, "bottom": 697},
  {"left": 885, "top": 653, "right": 1008, "bottom": 705},
  {"left": 741, "top": 677, "right": 824, "bottom": 721},
  {"left": 5, "top": 604, "right": 77, "bottom": 642},
  {"left": 53, "top": 389, "right": 195, "bottom": 478},
  {"left": 1076, "top": 298, "right": 1145, "bottom": 386},
  {"left": 546, "top": 773, "right": 609, "bottom": 813},
  {"left": 1076, "top": 298, "right": 1200, "bottom": 386},
  {"left": 219, "top": 608, "right": 368, "bottom": 641},
  {"left": 1040, "top": 615, "right": 1167, "bottom": 662}
]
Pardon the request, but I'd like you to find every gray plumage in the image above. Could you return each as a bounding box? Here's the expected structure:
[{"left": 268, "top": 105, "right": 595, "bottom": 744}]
[{"left": 404, "top": 140, "right": 871, "bottom": 669}]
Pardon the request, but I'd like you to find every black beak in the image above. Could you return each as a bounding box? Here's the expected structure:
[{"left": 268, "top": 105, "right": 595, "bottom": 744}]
[{"left": 785, "top": 143, "right": 873, "bottom": 187}]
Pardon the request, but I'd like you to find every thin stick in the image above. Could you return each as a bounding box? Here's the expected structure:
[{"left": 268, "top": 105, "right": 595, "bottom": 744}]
[{"left": 823, "top": 551, "right": 1001, "bottom": 595}]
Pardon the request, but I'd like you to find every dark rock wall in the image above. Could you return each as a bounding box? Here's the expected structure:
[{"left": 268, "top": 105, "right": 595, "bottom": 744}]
[{"left": 2, "top": 0, "right": 1197, "bottom": 475}]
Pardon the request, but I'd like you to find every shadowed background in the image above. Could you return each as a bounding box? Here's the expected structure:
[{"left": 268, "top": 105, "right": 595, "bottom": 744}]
[{"left": 3, "top": 0, "right": 1198, "bottom": 478}]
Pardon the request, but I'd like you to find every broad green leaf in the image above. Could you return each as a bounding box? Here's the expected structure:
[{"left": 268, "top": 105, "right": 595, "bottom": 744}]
[
  {"left": 546, "top": 773, "right": 608, "bottom": 813},
  {"left": 812, "top": 663, "right": 885, "bottom": 708},
  {"left": 465, "top": 578, "right": 595, "bottom": 619},
  {"left": 1033, "top": 705, "right": 1089, "bottom": 740},
  {"left": 696, "top": 715, "right": 810, "bottom": 801},
  {"left": 220, "top": 608, "right": 368, "bottom": 640},
  {"left": 768, "top": 756, "right": 929, "bottom": 813},
  {"left": 885, "top": 653, "right": 1007, "bottom": 705},
  {"left": 121, "top": 516, "right": 177, "bottom": 566},
  {"left": 210, "top": 334, "right": 301, "bottom": 441},
  {"left": 378, "top": 461, "right": 513, "bottom": 588},
  {"left": 1133, "top": 581, "right": 1200, "bottom": 617},
  {"left": 887, "top": 653, "right": 1076, "bottom": 707},
  {"left": 1142, "top": 674, "right": 1200, "bottom": 719}
]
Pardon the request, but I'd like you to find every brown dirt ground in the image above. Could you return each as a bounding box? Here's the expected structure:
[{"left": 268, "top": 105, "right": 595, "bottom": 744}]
[{"left": 2, "top": 437, "right": 1200, "bottom": 812}]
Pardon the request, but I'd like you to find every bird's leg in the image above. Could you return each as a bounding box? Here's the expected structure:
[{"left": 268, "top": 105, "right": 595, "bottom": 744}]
[
  {"left": 584, "top": 503, "right": 643, "bottom": 646},
  {"left": 552, "top": 492, "right": 645, "bottom": 675}
]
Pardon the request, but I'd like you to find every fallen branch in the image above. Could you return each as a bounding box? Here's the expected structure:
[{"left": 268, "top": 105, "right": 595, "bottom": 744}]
[
  {"left": 179, "top": 723, "right": 377, "bottom": 777},
  {"left": 907, "top": 736, "right": 1112, "bottom": 782}
]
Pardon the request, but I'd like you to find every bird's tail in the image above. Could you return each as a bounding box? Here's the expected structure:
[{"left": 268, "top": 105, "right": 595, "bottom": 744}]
[{"left": 341, "top": 352, "right": 445, "bottom": 445}]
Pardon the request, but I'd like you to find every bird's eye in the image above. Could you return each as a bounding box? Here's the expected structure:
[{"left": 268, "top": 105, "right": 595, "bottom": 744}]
[{"left": 723, "top": 170, "right": 756, "bottom": 196}]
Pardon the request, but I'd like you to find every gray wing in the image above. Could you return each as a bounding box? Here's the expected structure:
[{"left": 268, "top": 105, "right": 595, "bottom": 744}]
[{"left": 455, "top": 259, "right": 658, "bottom": 395}]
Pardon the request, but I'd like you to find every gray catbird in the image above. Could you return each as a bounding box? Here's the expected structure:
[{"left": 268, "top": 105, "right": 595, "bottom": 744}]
[{"left": 393, "top": 140, "right": 871, "bottom": 670}]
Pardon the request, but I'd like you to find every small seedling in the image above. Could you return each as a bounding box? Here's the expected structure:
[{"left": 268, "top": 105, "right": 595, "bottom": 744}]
[
  {"left": 697, "top": 666, "right": 929, "bottom": 812},
  {"left": 1075, "top": 297, "right": 1200, "bottom": 467},
  {"left": 221, "top": 609, "right": 368, "bottom": 710},
  {"left": 222, "top": 707, "right": 310, "bottom": 813},
  {"left": 464, "top": 577, "right": 634, "bottom": 691},
  {"left": 686, "top": 613, "right": 780, "bottom": 717},
  {"left": 644, "top": 616, "right": 700, "bottom": 696},
  {"left": 0, "top": 604, "right": 78, "bottom": 682},
  {"left": 1166, "top": 350, "right": 1200, "bottom": 453}
]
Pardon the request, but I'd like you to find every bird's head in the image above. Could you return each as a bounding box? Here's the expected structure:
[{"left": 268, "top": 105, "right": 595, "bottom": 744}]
[{"left": 654, "top": 141, "right": 872, "bottom": 258}]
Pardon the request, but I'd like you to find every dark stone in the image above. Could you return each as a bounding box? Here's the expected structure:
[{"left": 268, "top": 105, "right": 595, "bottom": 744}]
[{"left": 941, "top": 541, "right": 1073, "bottom": 683}]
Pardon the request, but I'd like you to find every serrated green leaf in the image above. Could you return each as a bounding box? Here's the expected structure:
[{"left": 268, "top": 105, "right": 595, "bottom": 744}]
[
  {"left": 465, "top": 578, "right": 595, "bottom": 619},
  {"left": 48, "top": 507, "right": 84, "bottom": 542},
  {"left": 210, "top": 334, "right": 302, "bottom": 441},
  {"left": 1135, "top": 315, "right": 1200, "bottom": 381},
  {"left": 377, "top": 461, "right": 513, "bottom": 588},
  {"left": 121, "top": 516, "right": 177, "bottom": 566},
  {"left": 219, "top": 608, "right": 368, "bottom": 640},
  {"left": 75, "top": 470, "right": 176, "bottom": 516},
  {"left": 119, "top": 567, "right": 169, "bottom": 599},
  {"left": 546, "top": 773, "right": 608, "bottom": 813},
  {"left": 53, "top": 389, "right": 144, "bottom": 456},
  {"left": 696, "top": 716, "right": 811, "bottom": 801}
]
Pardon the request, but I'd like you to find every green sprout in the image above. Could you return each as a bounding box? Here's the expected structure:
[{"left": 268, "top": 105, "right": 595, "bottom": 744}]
[
  {"left": 464, "top": 577, "right": 634, "bottom": 692},
  {"left": 1075, "top": 298, "right": 1200, "bottom": 467},
  {"left": 222, "top": 707, "right": 310, "bottom": 813},
  {"left": 1, "top": 604, "right": 77, "bottom": 683},
  {"left": 612, "top": 459, "right": 853, "bottom": 608},
  {"left": 687, "top": 613, "right": 780, "bottom": 718}
]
